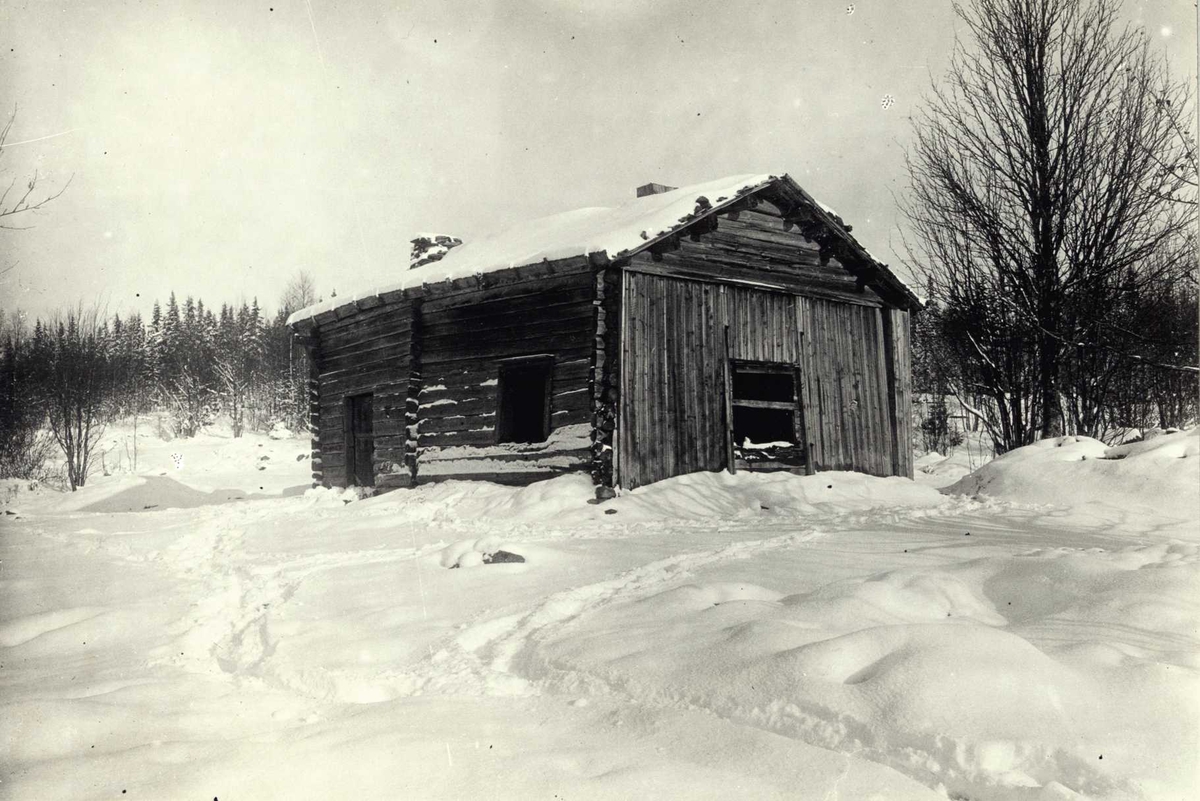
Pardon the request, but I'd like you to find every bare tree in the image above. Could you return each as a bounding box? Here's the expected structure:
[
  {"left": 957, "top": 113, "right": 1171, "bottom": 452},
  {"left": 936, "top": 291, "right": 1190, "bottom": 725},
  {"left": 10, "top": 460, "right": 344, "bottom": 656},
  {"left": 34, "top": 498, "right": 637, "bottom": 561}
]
[
  {"left": 0, "top": 109, "right": 72, "bottom": 229},
  {"left": 0, "top": 313, "right": 57, "bottom": 480},
  {"left": 165, "top": 368, "right": 214, "bottom": 439},
  {"left": 214, "top": 359, "right": 250, "bottom": 438},
  {"left": 279, "top": 270, "right": 318, "bottom": 316},
  {"left": 1, "top": 109, "right": 73, "bottom": 280},
  {"left": 30, "top": 307, "right": 114, "bottom": 490},
  {"left": 278, "top": 270, "right": 317, "bottom": 434},
  {"left": 904, "top": 0, "right": 1196, "bottom": 452},
  {"left": 1144, "top": 86, "right": 1198, "bottom": 208}
]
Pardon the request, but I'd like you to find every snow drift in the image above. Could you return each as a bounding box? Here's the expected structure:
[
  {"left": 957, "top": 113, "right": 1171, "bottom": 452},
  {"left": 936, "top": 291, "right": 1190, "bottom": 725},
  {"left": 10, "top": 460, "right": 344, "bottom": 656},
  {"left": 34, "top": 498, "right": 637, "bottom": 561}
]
[
  {"left": 947, "top": 428, "right": 1199, "bottom": 526},
  {"left": 2, "top": 422, "right": 1196, "bottom": 800}
]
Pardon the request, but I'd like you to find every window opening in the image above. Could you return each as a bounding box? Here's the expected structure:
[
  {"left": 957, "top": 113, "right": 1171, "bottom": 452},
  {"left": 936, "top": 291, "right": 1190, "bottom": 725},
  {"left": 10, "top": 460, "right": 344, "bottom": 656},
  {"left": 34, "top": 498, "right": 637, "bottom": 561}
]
[{"left": 729, "top": 361, "right": 807, "bottom": 470}]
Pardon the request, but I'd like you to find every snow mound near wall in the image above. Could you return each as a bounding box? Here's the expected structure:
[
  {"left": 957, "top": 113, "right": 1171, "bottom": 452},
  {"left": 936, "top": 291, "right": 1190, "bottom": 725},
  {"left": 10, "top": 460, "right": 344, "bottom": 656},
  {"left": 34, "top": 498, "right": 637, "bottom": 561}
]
[
  {"left": 360, "top": 470, "right": 947, "bottom": 525},
  {"left": 610, "top": 470, "right": 947, "bottom": 521},
  {"left": 947, "top": 429, "right": 1199, "bottom": 526}
]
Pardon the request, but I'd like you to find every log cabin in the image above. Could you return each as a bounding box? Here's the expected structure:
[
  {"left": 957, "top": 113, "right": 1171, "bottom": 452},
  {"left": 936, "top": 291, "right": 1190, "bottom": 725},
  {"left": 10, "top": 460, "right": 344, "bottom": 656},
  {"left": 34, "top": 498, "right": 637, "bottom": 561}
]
[{"left": 287, "top": 173, "right": 921, "bottom": 495}]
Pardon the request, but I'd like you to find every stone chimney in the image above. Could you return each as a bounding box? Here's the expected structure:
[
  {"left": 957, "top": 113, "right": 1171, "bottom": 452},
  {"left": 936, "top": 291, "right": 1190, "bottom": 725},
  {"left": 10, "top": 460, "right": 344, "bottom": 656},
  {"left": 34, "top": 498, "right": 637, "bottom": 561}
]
[
  {"left": 410, "top": 234, "right": 463, "bottom": 269},
  {"left": 635, "top": 182, "right": 678, "bottom": 198}
]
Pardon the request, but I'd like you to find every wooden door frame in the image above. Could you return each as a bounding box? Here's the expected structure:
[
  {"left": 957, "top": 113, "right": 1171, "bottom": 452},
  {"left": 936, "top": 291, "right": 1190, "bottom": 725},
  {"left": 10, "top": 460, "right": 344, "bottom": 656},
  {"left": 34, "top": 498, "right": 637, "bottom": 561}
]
[
  {"left": 725, "top": 358, "right": 811, "bottom": 475},
  {"left": 344, "top": 392, "right": 375, "bottom": 487}
]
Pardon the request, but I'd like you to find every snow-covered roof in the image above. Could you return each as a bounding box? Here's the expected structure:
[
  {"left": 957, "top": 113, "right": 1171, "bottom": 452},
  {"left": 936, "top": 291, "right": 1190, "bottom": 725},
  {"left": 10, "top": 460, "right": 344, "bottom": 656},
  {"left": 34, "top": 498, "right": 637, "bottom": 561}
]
[{"left": 287, "top": 172, "right": 917, "bottom": 327}]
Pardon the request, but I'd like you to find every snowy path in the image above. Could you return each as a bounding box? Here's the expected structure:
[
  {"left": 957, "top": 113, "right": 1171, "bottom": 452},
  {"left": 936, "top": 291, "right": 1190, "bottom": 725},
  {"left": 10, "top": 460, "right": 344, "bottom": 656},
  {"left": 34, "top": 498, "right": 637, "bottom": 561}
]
[{"left": 417, "top": 527, "right": 829, "bottom": 697}]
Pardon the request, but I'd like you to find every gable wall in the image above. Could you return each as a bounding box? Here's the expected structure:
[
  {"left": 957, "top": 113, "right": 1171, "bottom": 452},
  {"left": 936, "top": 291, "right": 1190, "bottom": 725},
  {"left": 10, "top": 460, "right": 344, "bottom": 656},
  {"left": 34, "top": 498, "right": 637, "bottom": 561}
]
[
  {"left": 310, "top": 299, "right": 416, "bottom": 489},
  {"left": 617, "top": 222, "right": 909, "bottom": 488},
  {"left": 626, "top": 209, "right": 885, "bottom": 308}
]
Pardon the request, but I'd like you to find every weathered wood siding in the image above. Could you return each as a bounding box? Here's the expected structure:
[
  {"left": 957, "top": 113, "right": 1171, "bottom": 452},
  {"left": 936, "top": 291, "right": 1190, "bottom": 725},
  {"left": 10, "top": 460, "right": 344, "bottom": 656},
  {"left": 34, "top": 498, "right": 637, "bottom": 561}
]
[
  {"left": 618, "top": 267, "right": 901, "bottom": 489},
  {"left": 802, "top": 296, "right": 896, "bottom": 476},
  {"left": 882, "top": 307, "right": 914, "bottom": 478},
  {"left": 414, "top": 260, "right": 596, "bottom": 484},
  {"left": 617, "top": 273, "right": 728, "bottom": 488},
  {"left": 629, "top": 209, "right": 886, "bottom": 309},
  {"left": 311, "top": 300, "right": 415, "bottom": 489},
  {"left": 304, "top": 204, "right": 915, "bottom": 491}
]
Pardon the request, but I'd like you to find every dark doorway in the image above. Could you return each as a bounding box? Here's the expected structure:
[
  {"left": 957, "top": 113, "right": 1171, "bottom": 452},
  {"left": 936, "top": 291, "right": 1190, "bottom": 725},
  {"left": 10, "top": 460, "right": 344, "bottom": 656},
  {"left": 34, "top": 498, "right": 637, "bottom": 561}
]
[
  {"left": 497, "top": 357, "right": 553, "bottom": 444},
  {"left": 345, "top": 393, "right": 375, "bottom": 487}
]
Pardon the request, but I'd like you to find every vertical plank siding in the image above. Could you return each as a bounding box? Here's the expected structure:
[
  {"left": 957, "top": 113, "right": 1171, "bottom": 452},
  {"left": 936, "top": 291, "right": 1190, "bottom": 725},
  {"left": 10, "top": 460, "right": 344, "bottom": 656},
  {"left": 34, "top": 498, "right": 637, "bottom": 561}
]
[
  {"left": 883, "top": 308, "right": 915, "bottom": 478},
  {"left": 619, "top": 272, "right": 731, "bottom": 488},
  {"left": 619, "top": 263, "right": 902, "bottom": 489}
]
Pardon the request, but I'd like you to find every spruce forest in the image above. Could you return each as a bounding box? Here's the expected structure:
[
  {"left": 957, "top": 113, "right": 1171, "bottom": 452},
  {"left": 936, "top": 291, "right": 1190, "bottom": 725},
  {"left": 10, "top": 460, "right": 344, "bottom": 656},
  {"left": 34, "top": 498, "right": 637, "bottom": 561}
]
[{"left": 0, "top": 280, "right": 316, "bottom": 489}]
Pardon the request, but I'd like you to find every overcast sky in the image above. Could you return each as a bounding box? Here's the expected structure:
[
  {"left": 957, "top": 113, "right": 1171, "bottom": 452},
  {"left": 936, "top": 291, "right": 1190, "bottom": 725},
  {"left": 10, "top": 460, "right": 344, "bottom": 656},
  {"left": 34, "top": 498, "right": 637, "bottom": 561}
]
[{"left": 1, "top": 0, "right": 1194, "bottom": 321}]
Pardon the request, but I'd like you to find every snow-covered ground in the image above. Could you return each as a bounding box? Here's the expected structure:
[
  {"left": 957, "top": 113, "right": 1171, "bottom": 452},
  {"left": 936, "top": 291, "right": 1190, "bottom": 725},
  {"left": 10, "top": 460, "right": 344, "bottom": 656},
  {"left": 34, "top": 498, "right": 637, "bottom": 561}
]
[
  {"left": 913, "top": 430, "right": 996, "bottom": 490},
  {"left": 2, "top": 425, "right": 1197, "bottom": 800}
]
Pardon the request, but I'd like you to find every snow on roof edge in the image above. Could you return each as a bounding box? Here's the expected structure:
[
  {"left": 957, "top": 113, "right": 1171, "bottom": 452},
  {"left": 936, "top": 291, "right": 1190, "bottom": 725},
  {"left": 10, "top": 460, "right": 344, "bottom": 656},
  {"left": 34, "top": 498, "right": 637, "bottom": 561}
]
[
  {"left": 287, "top": 171, "right": 920, "bottom": 327},
  {"left": 287, "top": 173, "right": 776, "bottom": 326}
]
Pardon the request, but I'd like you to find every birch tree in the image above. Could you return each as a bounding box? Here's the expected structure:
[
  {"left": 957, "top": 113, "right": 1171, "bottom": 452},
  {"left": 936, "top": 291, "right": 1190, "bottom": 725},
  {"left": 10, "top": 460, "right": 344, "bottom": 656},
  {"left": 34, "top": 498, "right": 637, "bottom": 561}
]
[{"left": 904, "top": 0, "right": 1195, "bottom": 452}]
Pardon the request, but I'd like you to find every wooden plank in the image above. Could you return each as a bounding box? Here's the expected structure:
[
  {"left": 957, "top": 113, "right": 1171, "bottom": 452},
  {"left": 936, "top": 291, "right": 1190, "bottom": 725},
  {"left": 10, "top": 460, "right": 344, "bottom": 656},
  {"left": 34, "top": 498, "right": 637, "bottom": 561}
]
[
  {"left": 418, "top": 429, "right": 497, "bottom": 448},
  {"left": 420, "top": 447, "right": 591, "bottom": 465},
  {"left": 626, "top": 248, "right": 885, "bottom": 308},
  {"left": 419, "top": 412, "right": 496, "bottom": 434},
  {"left": 319, "top": 371, "right": 411, "bottom": 399},
  {"left": 659, "top": 274, "right": 673, "bottom": 482},
  {"left": 681, "top": 280, "right": 698, "bottom": 470},
  {"left": 422, "top": 334, "right": 593, "bottom": 365},
  {"left": 320, "top": 314, "right": 412, "bottom": 347},
  {"left": 321, "top": 329, "right": 413, "bottom": 361},
  {"left": 890, "top": 308, "right": 914, "bottom": 478},
  {"left": 319, "top": 324, "right": 410, "bottom": 357},
  {"left": 422, "top": 287, "right": 594, "bottom": 328},
  {"left": 552, "top": 387, "right": 592, "bottom": 415},
  {"left": 376, "top": 474, "right": 415, "bottom": 491},
  {"left": 316, "top": 301, "right": 411, "bottom": 334},
  {"left": 627, "top": 274, "right": 643, "bottom": 487},
  {"left": 416, "top": 468, "right": 588, "bottom": 487},
  {"left": 795, "top": 297, "right": 819, "bottom": 471},
  {"left": 618, "top": 271, "right": 633, "bottom": 488},
  {"left": 420, "top": 356, "right": 589, "bottom": 395},
  {"left": 318, "top": 361, "right": 411, "bottom": 386},
  {"left": 723, "top": 325, "right": 736, "bottom": 474},
  {"left": 869, "top": 306, "right": 892, "bottom": 476},
  {"left": 419, "top": 260, "right": 594, "bottom": 313},
  {"left": 420, "top": 395, "right": 499, "bottom": 418},
  {"left": 319, "top": 344, "right": 411, "bottom": 375},
  {"left": 420, "top": 311, "right": 594, "bottom": 355},
  {"left": 732, "top": 399, "right": 797, "bottom": 410},
  {"left": 705, "top": 282, "right": 723, "bottom": 470}
]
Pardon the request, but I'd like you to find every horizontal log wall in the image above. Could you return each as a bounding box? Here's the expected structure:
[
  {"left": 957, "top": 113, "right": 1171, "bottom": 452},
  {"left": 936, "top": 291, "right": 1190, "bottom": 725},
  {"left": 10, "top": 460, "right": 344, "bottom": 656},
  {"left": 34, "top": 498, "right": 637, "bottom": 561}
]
[
  {"left": 414, "top": 260, "right": 597, "bottom": 483},
  {"left": 619, "top": 270, "right": 899, "bottom": 489},
  {"left": 313, "top": 298, "right": 415, "bottom": 489}
]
